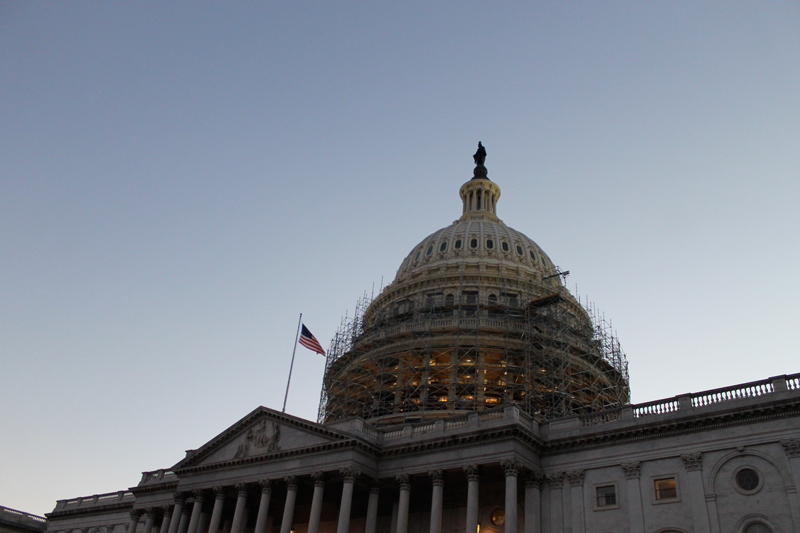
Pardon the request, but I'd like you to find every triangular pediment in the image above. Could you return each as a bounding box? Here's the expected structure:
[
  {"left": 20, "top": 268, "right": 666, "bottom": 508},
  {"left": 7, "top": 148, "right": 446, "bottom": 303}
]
[{"left": 174, "top": 407, "right": 354, "bottom": 470}]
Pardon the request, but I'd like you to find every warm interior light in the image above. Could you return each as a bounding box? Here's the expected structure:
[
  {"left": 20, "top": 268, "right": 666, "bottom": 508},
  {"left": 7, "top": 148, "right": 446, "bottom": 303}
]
[{"left": 476, "top": 524, "right": 480, "bottom": 533}]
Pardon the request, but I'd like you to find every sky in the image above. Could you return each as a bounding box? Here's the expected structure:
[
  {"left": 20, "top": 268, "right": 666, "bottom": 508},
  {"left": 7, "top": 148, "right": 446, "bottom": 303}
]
[{"left": 2, "top": 1, "right": 799, "bottom": 517}]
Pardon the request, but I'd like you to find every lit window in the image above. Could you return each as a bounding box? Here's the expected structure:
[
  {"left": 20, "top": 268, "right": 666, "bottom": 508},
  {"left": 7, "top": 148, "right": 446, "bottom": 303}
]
[
  {"left": 486, "top": 239, "right": 494, "bottom": 249},
  {"left": 596, "top": 485, "right": 616, "bottom": 507},
  {"left": 440, "top": 242, "right": 447, "bottom": 252},
  {"left": 490, "top": 509, "right": 505, "bottom": 526},
  {"left": 654, "top": 478, "right": 677, "bottom": 500},
  {"left": 501, "top": 241, "right": 510, "bottom": 252}
]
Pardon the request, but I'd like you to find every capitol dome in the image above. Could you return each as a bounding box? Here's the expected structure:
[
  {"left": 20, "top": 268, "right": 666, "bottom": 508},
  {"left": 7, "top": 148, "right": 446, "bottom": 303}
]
[{"left": 319, "top": 148, "right": 629, "bottom": 426}]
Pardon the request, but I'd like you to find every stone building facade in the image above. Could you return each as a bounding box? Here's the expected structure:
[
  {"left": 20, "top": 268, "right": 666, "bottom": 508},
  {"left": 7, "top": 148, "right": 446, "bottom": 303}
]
[{"left": 46, "top": 152, "right": 800, "bottom": 533}]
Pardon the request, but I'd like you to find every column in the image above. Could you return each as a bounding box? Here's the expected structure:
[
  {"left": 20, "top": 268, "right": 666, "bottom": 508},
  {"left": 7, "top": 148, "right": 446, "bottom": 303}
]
[
  {"left": 143, "top": 509, "right": 156, "bottom": 533},
  {"left": 279, "top": 476, "right": 298, "bottom": 533},
  {"left": 230, "top": 484, "right": 249, "bottom": 533},
  {"left": 395, "top": 475, "right": 411, "bottom": 533},
  {"left": 338, "top": 468, "right": 360, "bottom": 533},
  {"left": 197, "top": 512, "right": 209, "bottom": 533},
  {"left": 253, "top": 481, "right": 273, "bottom": 533},
  {"left": 389, "top": 502, "right": 398, "bottom": 533},
  {"left": 127, "top": 510, "right": 142, "bottom": 533},
  {"left": 176, "top": 505, "right": 191, "bottom": 533},
  {"left": 364, "top": 480, "right": 380, "bottom": 533},
  {"left": 501, "top": 461, "right": 519, "bottom": 533},
  {"left": 680, "top": 453, "right": 712, "bottom": 533},
  {"left": 167, "top": 495, "right": 186, "bottom": 533},
  {"left": 464, "top": 465, "right": 479, "bottom": 533},
  {"left": 208, "top": 487, "right": 226, "bottom": 533},
  {"left": 524, "top": 473, "right": 543, "bottom": 533},
  {"left": 567, "top": 471, "right": 585, "bottom": 533},
  {"left": 546, "top": 474, "right": 563, "bottom": 533},
  {"left": 428, "top": 470, "right": 444, "bottom": 533},
  {"left": 159, "top": 506, "right": 173, "bottom": 533},
  {"left": 621, "top": 462, "right": 645, "bottom": 533},
  {"left": 307, "top": 473, "right": 325, "bottom": 533},
  {"left": 187, "top": 491, "right": 204, "bottom": 533},
  {"left": 781, "top": 439, "right": 800, "bottom": 529}
]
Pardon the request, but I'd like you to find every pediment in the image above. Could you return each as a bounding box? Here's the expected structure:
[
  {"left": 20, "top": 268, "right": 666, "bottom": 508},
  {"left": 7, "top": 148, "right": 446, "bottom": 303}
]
[{"left": 174, "top": 407, "right": 353, "bottom": 470}]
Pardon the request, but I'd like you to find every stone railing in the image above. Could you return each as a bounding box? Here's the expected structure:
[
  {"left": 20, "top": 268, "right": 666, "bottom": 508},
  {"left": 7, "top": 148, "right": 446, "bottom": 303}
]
[
  {"left": 0, "top": 506, "right": 46, "bottom": 528},
  {"left": 140, "top": 469, "right": 177, "bottom": 485},
  {"left": 358, "top": 374, "right": 800, "bottom": 436},
  {"left": 369, "top": 405, "right": 522, "bottom": 442},
  {"left": 691, "top": 380, "right": 773, "bottom": 407},
  {"left": 579, "top": 373, "right": 800, "bottom": 428},
  {"left": 634, "top": 398, "right": 680, "bottom": 417},
  {"left": 580, "top": 408, "right": 622, "bottom": 427},
  {"left": 52, "top": 491, "right": 134, "bottom": 512}
]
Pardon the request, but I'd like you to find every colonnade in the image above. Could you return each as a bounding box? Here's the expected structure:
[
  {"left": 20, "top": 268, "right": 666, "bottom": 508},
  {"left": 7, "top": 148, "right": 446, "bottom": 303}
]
[{"left": 126, "top": 461, "right": 542, "bottom": 533}]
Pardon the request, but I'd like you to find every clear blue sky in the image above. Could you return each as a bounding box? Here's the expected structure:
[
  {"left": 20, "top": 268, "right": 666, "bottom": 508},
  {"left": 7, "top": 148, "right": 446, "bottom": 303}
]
[{"left": 2, "top": 1, "right": 799, "bottom": 516}]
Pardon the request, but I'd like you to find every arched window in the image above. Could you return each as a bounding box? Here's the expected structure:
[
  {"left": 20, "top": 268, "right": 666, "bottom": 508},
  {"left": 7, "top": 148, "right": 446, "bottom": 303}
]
[
  {"left": 445, "top": 294, "right": 455, "bottom": 306},
  {"left": 501, "top": 241, "right": 510, "bottom": 252},
  {"left": 744, "top": 524, "right": 772, "bottom": 533},
  {"left": 455, "top": 239, "right": 462, "bottom": 249},
  {"left": 486, "top": 239, "right": 494, "bottom": 249},
  {"left": 470, "top": 238, "right": 478, "bottom": 249},
  {"left": 426, "top": 245, "right": 433, "bottom": 256},
  {"left": 439, "top": 241, "right": 447, "bottom": 252}
]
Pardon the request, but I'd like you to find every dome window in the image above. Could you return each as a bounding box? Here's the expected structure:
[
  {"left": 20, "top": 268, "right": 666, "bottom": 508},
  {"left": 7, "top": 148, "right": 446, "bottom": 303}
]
[
  {"left": 439, "top": 242, "right": 447, "bottom": 252},
  {"left": 470, "top": 238, "right": 478, "bottom": 249},
  {"left": 486, "top": 239, "right": 494, "bottom": 249},
  {"left": 454, "top": 239, "right": 462, "bottom": 249},
  {"left": 415, "top": 251, "right": 421, "bottom": 261},
  {"left": 529, "top": 250, "right": 536, "bottom": 261},
  {"left": 516, "top": 245, "right": 523, "bottom": 255},
  {"left": 426, "top": 245, "right": 433, "bottom": 256},
  {"left": 501, "top": 241, "right": 510, "bottom": 252}
]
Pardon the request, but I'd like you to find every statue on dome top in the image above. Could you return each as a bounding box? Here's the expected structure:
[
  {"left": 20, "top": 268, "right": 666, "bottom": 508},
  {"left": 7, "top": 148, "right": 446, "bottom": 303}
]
[{"left": 473, "top": 142, "right": 487, "bottom": 166}]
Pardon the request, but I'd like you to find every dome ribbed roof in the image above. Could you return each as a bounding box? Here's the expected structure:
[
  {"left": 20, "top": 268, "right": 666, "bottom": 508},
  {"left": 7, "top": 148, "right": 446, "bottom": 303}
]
[{"left": 395, "top": 219, "right": 556, "bottom": 282}]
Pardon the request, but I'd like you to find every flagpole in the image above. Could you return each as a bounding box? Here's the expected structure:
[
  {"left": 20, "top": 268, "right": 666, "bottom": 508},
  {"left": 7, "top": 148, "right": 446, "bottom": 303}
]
[{"left": 283, "top": 313, "right": 302, "bottom": 413}]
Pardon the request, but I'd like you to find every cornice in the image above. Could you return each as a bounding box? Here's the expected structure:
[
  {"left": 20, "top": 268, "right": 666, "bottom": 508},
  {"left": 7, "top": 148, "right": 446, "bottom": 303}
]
[
  {"left": 175, "top": 438, "right": 379, "bottom": 475},
  {"left": 46, "top": 502, "right": 134, "bottom": 520},
  {"left": 378, "top": 425, "right": 544, "bottom": 459},
  {"left": 130, "top": 481, "right": 179, "bottom": 497},
  {"left": 544, "top": 397, "right": 800, "bottom": 455}
]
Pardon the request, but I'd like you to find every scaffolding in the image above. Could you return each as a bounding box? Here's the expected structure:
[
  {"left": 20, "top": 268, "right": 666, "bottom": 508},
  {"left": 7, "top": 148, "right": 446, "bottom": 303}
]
[{"left": 317, "top": 266, "right": 630, "bottom": 425}]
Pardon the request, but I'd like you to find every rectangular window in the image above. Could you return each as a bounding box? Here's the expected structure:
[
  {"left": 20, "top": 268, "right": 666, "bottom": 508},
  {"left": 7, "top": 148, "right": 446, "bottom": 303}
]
[
  {"left": 654, "top": 477, "right": 677, "bottom": 500},
  {"left": 463, "top": 291, "right": 478, "bottom": 305},
  {"left": 596, "top": 485, "right": 616, "bottom": 507}
]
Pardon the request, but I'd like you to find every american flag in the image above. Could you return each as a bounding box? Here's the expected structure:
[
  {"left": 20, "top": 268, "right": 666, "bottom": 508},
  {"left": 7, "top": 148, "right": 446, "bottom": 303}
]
[{"left": 298, "top": 324, "right": 325, "bottom": 355}]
